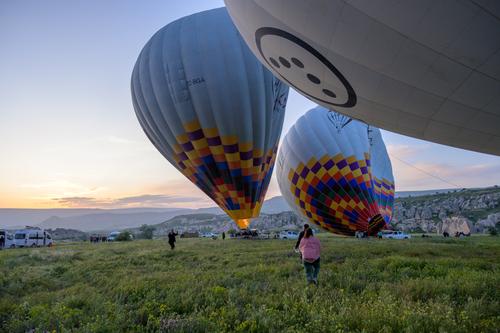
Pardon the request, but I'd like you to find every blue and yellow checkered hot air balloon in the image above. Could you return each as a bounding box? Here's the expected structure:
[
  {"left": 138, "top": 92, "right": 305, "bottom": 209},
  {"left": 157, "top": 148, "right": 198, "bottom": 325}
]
[
  {"left": 131, "top": 8, "right": 288, "bottom": 229},
  {"left": 276, "top": 107, "right": 394, "bottom": 236}
]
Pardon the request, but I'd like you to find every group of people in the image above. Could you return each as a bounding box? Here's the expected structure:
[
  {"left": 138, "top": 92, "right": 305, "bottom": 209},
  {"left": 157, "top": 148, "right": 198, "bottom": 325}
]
[
  {"left": 167, "top": 230, "right": 226, "bottom": 250},
  {"left": 89, "top": 235, "right": 108, "bottom": 243}
]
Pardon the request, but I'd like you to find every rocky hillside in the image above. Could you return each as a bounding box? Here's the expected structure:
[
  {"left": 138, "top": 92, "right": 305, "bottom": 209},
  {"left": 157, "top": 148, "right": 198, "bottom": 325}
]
[
  {"left": 392, "top": 186, "right": 500, "bottom": 233},
  {"left": 46, "top": 228, "right": 87, "bottom": 241},
  {"left": 31, "top": 187, "right": 499, "bottom": 239},
  {"left": 130, "top": 211, "right": 305, "bottom": 237},
  {"left": 139, "top": 187, "right": 500, "bottom": 236}
]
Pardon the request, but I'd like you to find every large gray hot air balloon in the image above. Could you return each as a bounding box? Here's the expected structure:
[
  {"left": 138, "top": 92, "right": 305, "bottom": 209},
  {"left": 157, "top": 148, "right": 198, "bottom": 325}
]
[
  {"left": 131, "top": 8, "right": 289, "bottom": 229},
  {"left": 276, "top": 106, "right": 395, "bottom": 236},
  {"left": 225, "top": 0, "right": 500, "bottom": 156}
]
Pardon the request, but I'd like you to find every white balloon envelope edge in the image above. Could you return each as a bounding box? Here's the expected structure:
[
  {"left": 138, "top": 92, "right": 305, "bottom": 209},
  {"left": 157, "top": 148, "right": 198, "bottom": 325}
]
[{"left": 225, "top": 0, "right": 500, "bottom": 156}]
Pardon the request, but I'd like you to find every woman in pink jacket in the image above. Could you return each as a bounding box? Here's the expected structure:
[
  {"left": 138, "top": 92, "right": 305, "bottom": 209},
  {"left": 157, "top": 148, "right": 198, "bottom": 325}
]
[{"left": 299, "top": 228, "right": 321, "bottom": 285}]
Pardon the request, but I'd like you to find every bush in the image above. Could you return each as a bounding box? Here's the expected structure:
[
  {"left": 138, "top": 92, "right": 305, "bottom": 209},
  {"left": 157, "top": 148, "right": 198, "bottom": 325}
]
[
  {"left": 488, "top": 227, "right": 498, "bottom": 236},
  {"left": 116, "top": 231, "right": 132, "bottom": 241}
]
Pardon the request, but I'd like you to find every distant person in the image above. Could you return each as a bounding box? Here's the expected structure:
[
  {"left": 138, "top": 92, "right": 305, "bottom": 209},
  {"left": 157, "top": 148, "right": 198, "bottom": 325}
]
[
  {"left": 299, "top": 228, "right": 321, "bottom": 285},
  {"left": 295, "top": 224, "right": 310, "bottom": 252},
  {"left": 0, "top": 234, "right": 4, "bottom": 249},
  {"left": 168, "top": 230, "right": 178, "bottom": 250},
  {"left": 377, "top": 231, "right": 383, "bottom": 239},
  {"left": 222, "top": 231, "right": 225, "bottom": 240}
]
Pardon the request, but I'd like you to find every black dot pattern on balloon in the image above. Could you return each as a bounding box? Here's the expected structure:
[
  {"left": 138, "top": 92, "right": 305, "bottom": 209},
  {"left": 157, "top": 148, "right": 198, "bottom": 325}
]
[
  {"left": 322, "top": 89, "right": 336, "bottom": 98},
  {"left": 270, "top": 57, "right": 280, "bottom": 68},
  {"left": 291, "top": 57, "right": 304, "bottom": 68},
  {"left": 278, "top": 57, "right": 291, "bottom": 68},
  {"left": 307, "top": 73, "right": 320, "bottom": 84}
]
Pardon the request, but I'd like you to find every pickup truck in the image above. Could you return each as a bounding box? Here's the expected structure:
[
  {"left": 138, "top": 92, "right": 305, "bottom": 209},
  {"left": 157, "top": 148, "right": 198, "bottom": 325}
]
[{"left": 381, "top": 230, "right": 411, "bottom": 239}]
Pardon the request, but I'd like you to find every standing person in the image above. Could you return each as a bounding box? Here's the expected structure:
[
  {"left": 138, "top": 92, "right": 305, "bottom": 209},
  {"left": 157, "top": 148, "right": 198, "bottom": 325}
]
[
  {"left": 222, "top": 231, "right": 226, "bottom": 240},
  {"left": 295, "top": 224, "right": 310, "bottom": 253},
  {"left": 299, "top": 228, "right": 321, "bottom": 285},
  {"left": 0, "top": 233, "right": 5, "bottom": 249},
  {"left": 168, "top": 230, "right": 178, "bottom": 250}
]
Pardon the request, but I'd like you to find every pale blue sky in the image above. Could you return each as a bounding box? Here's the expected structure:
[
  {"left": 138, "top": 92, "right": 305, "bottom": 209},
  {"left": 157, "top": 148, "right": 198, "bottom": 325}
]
[{"left": 1, "top": 0, "right": 499, "bottom": 208}]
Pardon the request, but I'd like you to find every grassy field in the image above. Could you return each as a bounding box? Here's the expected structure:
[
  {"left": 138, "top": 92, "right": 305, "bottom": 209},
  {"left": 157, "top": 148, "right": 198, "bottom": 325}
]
[{"left": 1, "top": 236, "right": 499, "bottom": 333}]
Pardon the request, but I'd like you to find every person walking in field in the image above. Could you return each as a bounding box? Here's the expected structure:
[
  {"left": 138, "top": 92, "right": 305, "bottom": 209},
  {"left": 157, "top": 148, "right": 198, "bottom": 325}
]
[
  {"left": 222, "top": 231, "right": 225, "bottom": 240},
  {"left": 168, "top": 230, "right": 178, "bottom": 250},
  {"left": 299, "top": 228, "right": 321, "bottom": 285}
]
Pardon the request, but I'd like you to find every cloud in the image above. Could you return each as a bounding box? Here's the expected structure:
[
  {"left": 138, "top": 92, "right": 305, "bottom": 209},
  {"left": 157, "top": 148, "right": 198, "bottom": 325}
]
[
  {"left": 115, "top": 194, "right": 202, "bottom": 205},
  {"left": 52, "top": 194, "right": 204, "bottom": 208},
  {"left": 52, "top": 196, "right": 108, "bottom": 207},
  {"left": 386, "top": 144, "right": 427, "bottom": 159}
]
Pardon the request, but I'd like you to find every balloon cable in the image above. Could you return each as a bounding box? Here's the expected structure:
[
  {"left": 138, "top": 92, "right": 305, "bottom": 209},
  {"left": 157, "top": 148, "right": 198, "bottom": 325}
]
[{"left": 388, "top": 153, "right": 463, "bottom": 189}]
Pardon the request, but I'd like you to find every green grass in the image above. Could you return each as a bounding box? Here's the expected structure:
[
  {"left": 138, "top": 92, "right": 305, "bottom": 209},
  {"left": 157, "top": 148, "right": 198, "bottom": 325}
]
[{"left": 1, "top": 236, "right": 499, "bottom": 332}]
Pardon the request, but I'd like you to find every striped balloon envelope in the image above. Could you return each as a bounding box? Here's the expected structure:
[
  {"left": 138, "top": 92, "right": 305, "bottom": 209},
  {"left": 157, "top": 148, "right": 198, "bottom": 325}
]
[
  {"left": 131, "top": 8, "right": 289, "bottom": 229},
  {"left": 276, "top": 107, "right": 395, "bottom": 236}
]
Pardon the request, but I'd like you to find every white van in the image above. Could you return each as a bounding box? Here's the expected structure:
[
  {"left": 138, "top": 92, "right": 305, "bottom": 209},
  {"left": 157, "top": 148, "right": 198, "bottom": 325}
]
[
  {"left": 0, "top": 230, "right": 15, "bottom": 249},
  {"left": 13, "top": 228, "right": 53, "bottom": 248}
]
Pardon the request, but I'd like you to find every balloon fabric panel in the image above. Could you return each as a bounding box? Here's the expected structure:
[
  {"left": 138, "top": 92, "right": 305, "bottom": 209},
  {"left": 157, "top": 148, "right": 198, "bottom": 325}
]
[
  {"left": 287, "top": 153, "right": 393, "bottom": 235},
  {"left": 225, "top": 0, "right": 500, "bottom": 156},
  {"left": 172, "top": 119, "right": 278, "bottom": 227}
]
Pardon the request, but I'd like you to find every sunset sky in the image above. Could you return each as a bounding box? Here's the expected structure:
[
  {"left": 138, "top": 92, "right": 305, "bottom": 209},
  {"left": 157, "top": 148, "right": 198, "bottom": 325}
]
[{"left": 1, "top": 0, "right": 500, "bottom": 209}]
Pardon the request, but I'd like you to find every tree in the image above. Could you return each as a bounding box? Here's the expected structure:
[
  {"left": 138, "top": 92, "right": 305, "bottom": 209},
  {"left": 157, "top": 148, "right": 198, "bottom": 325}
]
[
  {"left": 116, "top": 231, "right": 132, "bottom": 241},
  {"left": 139, "top": 224, "right": 155, "bottom": 240}
]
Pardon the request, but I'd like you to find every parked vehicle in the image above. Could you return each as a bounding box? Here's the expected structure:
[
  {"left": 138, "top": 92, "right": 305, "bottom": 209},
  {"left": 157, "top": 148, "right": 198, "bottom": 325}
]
[
  {"left": 381, "top": 230, "right": 411, "bottom": 239},
  {"left": 0, "top": 230, "right": 15, "bottom": 249},
  {"left": 279, "top": 230, "right": 299, "bottom": 240},
  {"left": 201, "top": 232, "right": 217, "bottom": 238},
  {"left": 13, "top": 228, "right": 53, "bottom": 248},
  {"left": 107, "top": 231, "right": 121, "bottom": 241},
  {"left": 180, "top": 231, "right": 199, "bottom": 238}
]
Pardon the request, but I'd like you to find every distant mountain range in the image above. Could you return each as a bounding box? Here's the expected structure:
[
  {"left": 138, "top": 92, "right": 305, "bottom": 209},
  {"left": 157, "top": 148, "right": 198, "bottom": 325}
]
[
  {"left": 2, "top": 188, "right": 495, "bottom": 232},
  {"left": 0, "top": 196, "right": 291, "bottom": 231}
]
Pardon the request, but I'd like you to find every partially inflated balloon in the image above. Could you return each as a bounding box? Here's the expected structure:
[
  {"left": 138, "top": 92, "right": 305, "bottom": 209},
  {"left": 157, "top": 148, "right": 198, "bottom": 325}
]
[
  {"left": 276, "top": 107, "right": 394, "bottom": 236},
  {"left": 131, "top": 8, "right": 289, "bottom": 229},
  {"left": 225, "top": 0, "right": 500, "bottom": 156}
]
